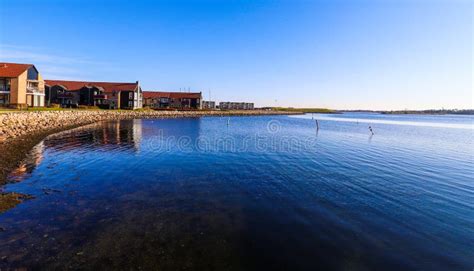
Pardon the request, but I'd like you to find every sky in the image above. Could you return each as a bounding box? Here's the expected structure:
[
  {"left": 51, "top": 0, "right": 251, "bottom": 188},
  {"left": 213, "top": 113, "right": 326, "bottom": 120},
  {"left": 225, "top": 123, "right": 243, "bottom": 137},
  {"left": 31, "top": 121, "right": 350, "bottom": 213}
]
[{"left": 0, "top": 0, "right": 472, "bottom": 110}]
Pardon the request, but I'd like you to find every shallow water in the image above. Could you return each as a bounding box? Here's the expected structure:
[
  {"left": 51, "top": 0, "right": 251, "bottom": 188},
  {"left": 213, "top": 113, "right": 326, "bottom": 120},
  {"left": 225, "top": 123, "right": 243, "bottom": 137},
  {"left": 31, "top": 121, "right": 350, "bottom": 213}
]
[{"left": 1, "top": 113, "right": 473, "bottom": 270}]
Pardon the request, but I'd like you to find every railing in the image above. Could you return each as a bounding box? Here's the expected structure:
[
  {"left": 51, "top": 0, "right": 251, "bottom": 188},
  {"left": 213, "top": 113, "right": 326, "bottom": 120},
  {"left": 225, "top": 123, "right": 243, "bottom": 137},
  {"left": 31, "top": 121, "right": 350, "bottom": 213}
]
[
  {"left": 26, "top": 80, "right": 44, "bottom": 94},
  {"left": 26, "top": 86, "right": 44, "bottom": 94}
]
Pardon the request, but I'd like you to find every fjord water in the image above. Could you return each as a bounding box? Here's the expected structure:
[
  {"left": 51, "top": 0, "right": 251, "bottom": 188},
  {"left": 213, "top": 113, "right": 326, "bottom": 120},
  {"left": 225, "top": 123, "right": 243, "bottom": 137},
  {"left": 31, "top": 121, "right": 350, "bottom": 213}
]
[{"left": 1, "top": 113, "right": 473, "bottom": 270}]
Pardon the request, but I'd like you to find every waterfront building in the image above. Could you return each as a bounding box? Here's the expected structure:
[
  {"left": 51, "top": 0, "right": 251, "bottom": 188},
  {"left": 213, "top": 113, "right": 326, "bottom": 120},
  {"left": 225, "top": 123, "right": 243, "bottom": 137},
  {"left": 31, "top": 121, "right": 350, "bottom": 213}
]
[
  {"left": 219, "top": 101, "right": 254, "bottom": 110},
  {"left": 202, "top": 100, "right": 216, "bottom": 109},
  {"left": 45, "top": 80, "right": 143, "bottom": 109},
  {"left": 143, "top": 91, "right": 202, "bottom": 109},
  {"left": 0, "top": 62, "right": 46, "bottom": 108}
]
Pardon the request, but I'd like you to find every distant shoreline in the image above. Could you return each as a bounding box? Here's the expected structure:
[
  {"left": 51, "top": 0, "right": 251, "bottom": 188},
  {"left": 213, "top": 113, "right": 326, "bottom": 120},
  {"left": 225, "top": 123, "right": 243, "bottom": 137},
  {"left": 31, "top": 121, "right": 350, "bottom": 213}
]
[
  {"left": 263, "top": 108, "right": 474, "bottom": 115},
  {"left": 380, "top": 110, "right": 474, "bottom": 115},
  {"left": 269, "top": 107, "right": 338, "bottom": 114},
  {"left": 340, "top": 110, "right": 474, "bottom": 115}
]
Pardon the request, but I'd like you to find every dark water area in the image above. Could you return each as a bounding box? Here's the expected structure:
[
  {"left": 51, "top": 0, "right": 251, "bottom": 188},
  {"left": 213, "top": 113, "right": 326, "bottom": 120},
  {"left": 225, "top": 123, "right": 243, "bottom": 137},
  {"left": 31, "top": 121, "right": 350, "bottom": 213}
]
[{"left": 0, "top": 114, "right": 473, "bottom": 270}]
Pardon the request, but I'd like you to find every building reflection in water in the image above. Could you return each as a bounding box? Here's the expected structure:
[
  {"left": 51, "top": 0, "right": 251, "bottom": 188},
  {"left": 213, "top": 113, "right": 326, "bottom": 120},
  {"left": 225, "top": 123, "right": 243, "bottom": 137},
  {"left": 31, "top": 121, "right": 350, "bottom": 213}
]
[
  {"left": 8, "top": 141, "right": 45, "bottom": 183},
  {"left": 44, "top": 119, "right": 143, "bottom": 152},
  {"left": 7, "top": 118, "right": 206, "bottom": 182},
  {"left": 8, "top": 120, "right": 144, "bottom": 182}
]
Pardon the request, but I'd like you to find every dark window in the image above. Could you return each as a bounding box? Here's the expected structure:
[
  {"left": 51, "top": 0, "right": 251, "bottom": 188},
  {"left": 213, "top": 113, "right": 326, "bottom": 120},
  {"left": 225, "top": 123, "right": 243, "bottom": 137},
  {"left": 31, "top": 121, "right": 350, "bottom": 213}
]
[
  {"left": 0, "top": 93, "right": 9, "bottom": 105},
  {"left": 27, "top": 67, "right": 39, "bottom": 80},
  {"left": 0, "top": 78, "right": 10, "bottom": 92}
]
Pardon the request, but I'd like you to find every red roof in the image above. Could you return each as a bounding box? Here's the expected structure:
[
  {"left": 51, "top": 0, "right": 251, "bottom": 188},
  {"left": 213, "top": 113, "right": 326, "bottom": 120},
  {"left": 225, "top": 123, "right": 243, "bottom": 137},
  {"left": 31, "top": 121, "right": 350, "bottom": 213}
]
[
  {"left": 45, "top": 80, "right": 138, "bottom": 93},
  {"left": 0, "top": 62, "right": 34, "bottom": 77},
  {"left": 143, "top": 91, "right": 201, "bottom": 99}
]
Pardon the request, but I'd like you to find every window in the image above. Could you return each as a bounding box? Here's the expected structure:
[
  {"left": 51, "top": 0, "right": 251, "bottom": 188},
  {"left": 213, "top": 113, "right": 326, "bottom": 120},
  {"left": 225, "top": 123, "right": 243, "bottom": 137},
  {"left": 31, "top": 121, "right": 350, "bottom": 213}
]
[
  {"left": 129, "top": 92, "right": 134, "bottom": 99},
  {"left": 0, "top": 93, "right": 9, "bottom": 105},
  {"left": 0, "top": 78, "right": 10, "bottom": 92},
  {"left": 27, "top": 67, "right": 39, "bottom": 80}
]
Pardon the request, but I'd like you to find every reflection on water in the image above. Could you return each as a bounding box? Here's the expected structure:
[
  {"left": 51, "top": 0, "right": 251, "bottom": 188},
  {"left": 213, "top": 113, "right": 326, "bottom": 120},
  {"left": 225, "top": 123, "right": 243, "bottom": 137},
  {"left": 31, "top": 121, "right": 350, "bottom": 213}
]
[
  {"left": 8, "top": 142, "right": 45, "bottom": 183},
  {"left": 0, "top": 114, "right": 473, "bottom": 270},
  {"left": 6, "top": 120, "right": 145, "bottom": 184},
  {"left": 45, "top": 119, "right": 144, "bottom": 152}
]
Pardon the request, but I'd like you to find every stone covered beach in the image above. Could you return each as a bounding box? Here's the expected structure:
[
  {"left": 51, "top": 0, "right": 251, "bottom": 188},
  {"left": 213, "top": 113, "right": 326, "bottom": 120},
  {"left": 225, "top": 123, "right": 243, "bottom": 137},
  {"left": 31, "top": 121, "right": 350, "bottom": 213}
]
[{"left": 0, "top": 110, "right": 299, "bottom": 143}]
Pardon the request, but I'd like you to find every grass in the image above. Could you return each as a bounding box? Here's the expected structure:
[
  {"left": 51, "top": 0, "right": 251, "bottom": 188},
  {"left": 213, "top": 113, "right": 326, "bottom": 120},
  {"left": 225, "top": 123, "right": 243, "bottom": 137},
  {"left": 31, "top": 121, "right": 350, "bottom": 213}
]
[{"left": 0, "top": 107, "right": 64, "bottom": 113}]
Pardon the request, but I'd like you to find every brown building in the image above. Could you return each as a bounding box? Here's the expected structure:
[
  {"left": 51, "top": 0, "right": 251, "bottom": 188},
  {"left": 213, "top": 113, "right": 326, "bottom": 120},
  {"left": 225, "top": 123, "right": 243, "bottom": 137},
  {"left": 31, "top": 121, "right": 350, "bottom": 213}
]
[
  {"left": 0, "top": 62, "right": 45, "bottom": 108},
  {"left": 143, "top": 91, "right": 202, "bottom": 109},
  {"left": 45, "top": 80, "right": 143, "bottom": 109}
]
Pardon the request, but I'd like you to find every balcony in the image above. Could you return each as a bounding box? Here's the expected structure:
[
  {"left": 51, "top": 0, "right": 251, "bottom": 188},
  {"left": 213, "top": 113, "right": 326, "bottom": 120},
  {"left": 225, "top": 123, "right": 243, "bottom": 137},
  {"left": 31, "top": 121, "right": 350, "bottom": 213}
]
[
  {"left": 26, "top": 80, "right": 44, "bottom": 95},
  {"left": 26, "top": 85, "right": 41, "bottom": 94}
]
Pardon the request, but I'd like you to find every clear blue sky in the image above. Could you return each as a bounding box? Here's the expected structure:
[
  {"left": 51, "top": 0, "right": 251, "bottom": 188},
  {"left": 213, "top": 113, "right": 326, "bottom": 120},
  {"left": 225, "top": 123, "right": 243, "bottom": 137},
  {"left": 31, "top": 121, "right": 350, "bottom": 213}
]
[{"left": 0, "top": 0, "right": 472, "bottom": 109}]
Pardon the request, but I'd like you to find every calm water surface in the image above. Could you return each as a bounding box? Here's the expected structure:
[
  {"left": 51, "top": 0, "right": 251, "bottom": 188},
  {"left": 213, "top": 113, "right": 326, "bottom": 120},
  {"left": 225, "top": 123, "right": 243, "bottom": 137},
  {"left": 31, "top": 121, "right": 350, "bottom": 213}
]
[{"left": 1, "top": 113, "right": 473, "bottom": 270}]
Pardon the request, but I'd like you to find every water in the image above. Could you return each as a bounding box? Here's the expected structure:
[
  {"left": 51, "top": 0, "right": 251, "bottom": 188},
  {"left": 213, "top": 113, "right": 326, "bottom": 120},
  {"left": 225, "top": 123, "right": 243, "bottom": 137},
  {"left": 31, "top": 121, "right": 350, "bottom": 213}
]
[{"left": 0, "top": 113, "right": 473, "bottom": 270}]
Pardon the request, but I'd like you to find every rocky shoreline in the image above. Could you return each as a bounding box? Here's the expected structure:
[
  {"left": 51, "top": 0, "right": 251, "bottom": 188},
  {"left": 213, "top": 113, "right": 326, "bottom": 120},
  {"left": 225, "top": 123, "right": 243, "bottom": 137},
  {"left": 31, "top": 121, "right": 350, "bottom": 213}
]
[{"left": 0, "top": 110, "right": 300, "bottom": 143}]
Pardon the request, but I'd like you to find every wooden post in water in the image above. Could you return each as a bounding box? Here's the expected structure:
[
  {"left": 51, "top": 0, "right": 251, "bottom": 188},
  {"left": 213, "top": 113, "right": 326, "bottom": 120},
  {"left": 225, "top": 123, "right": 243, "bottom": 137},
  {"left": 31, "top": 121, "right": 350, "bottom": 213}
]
[
  {"left": 369, "top": 126, "right": 374, "bottom": 135},
  {"left": 315, "top": 119, "right": 320, "bottom": 131}
]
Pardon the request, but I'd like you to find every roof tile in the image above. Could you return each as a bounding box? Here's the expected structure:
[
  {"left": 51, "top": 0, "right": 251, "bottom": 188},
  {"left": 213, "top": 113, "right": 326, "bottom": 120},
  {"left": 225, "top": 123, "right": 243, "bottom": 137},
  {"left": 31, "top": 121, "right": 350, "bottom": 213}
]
[
  {"left": 0, "top": 62, "right": 33, "bottom": 77},
  {"left": 45, "top": 80, "right": 138, "bottom": 93}
]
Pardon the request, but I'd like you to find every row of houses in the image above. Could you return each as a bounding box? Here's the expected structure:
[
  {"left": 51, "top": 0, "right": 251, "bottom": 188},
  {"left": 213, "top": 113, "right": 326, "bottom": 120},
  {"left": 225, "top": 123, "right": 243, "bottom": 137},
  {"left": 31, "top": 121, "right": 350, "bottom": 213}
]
[
  {"left": 142, "top": 91, "right": 202, "bottom": 110},
  {"left": 219, "top": 102, "right": 254, "bottom": 110},
  {"left": 0, "top": 63, "right": 143, "bottom": 110},
  {"left": 202, "top": 101, "right": 254, "bottom": 110},
  {"left": 0, "top": 62, "right": 253, "bottom": 110}
]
